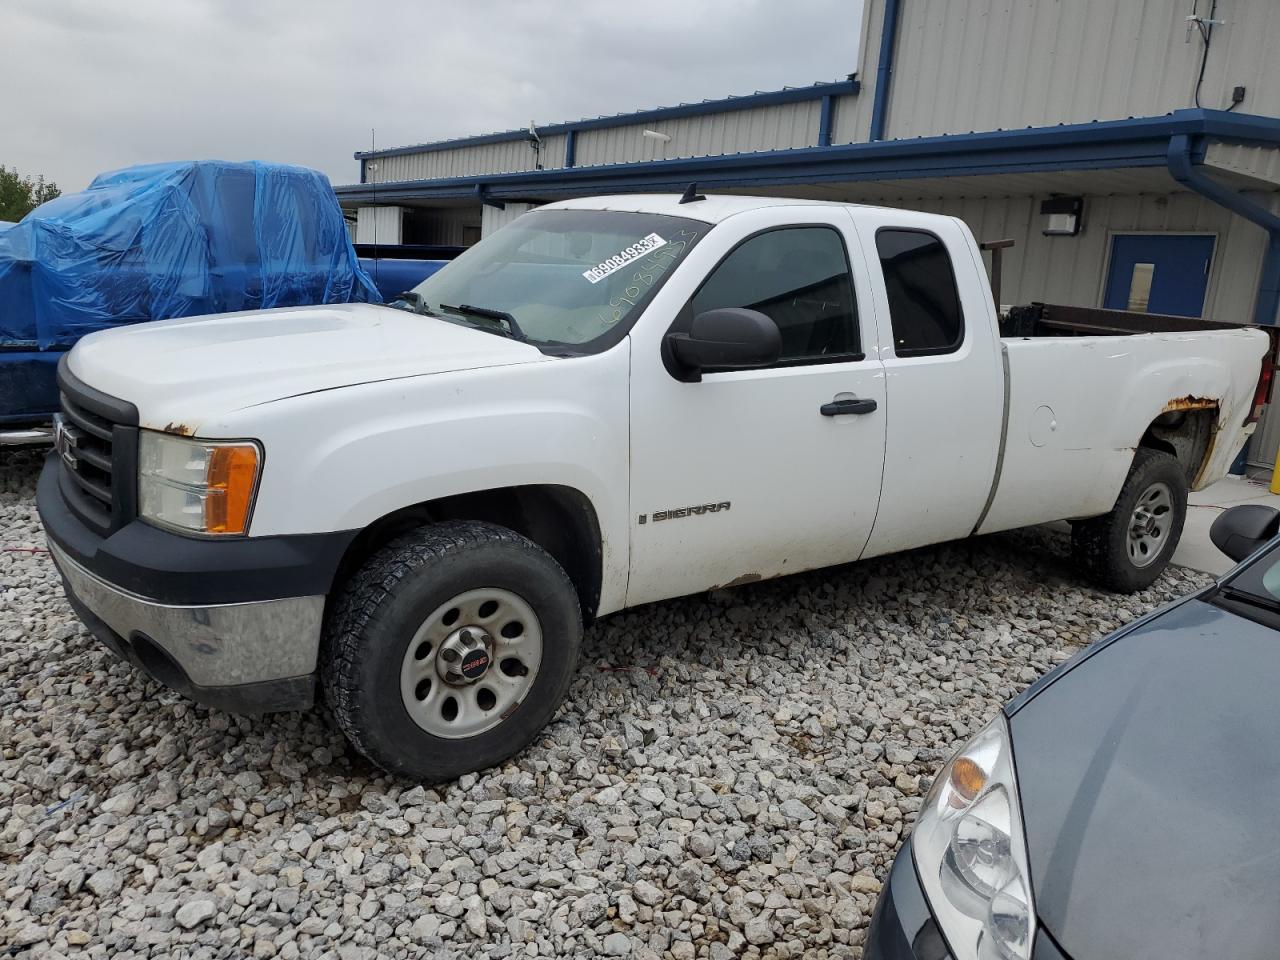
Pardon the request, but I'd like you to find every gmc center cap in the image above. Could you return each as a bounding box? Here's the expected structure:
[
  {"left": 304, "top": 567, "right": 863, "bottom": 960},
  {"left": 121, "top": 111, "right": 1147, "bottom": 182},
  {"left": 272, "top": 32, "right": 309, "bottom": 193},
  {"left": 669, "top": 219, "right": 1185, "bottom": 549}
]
[{"left": 460, "top": 649, "right": 491, "bottom": 680}]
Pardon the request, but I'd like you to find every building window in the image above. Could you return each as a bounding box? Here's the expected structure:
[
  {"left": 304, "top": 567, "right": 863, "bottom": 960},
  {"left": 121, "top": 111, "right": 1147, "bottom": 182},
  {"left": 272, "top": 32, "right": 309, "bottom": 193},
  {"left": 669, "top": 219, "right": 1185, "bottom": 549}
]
[
  {"left": 876, "top": 229, "right": 965, "bottom": 356},
  {"left": 691, "top": 226, "right": 860, "bottom": 366}
]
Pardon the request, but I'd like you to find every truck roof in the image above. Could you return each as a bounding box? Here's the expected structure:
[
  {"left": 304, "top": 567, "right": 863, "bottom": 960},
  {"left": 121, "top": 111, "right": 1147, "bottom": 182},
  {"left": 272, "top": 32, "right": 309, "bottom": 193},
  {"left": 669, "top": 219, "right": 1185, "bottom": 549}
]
[{"left": 543, "top": 193, "right": 872, "bottom": 224}]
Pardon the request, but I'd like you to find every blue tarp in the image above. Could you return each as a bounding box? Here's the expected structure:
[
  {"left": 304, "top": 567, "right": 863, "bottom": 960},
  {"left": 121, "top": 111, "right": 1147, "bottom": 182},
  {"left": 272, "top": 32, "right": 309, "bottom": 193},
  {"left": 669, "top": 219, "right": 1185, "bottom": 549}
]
[{"left": 0, "top": 160, "right": 379, "bottom": 350}]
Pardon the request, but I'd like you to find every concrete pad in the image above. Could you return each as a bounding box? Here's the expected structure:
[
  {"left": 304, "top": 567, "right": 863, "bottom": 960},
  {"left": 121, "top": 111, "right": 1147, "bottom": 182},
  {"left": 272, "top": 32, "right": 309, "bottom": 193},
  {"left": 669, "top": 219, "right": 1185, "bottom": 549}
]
[{"left": 1175, "top": 475, "right": 1280, "bottom": 576}]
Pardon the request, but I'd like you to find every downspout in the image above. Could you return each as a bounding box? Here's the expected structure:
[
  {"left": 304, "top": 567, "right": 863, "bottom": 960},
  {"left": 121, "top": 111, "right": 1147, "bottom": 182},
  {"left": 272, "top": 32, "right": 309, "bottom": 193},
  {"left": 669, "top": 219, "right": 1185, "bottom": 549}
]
[
  {"left": 869, "top": 0, "right": 902, "bottom": 141},
  {"left": 1167, "top": 133, "right": 1280, "bottom": 327}
]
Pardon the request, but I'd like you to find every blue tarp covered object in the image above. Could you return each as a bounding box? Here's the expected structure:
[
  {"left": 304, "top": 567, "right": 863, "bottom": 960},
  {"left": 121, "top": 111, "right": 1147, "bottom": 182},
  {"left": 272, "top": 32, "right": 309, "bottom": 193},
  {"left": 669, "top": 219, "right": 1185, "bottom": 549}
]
[{"left": 0, "top": 160, "right": 379, "bottom": 350}]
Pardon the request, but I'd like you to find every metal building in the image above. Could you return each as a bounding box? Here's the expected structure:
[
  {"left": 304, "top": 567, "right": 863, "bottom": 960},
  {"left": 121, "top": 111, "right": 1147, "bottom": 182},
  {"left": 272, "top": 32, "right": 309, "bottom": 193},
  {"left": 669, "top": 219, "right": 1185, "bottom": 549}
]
[{"left": 335, "top": 0, "right": 1280, "bottom": 464}]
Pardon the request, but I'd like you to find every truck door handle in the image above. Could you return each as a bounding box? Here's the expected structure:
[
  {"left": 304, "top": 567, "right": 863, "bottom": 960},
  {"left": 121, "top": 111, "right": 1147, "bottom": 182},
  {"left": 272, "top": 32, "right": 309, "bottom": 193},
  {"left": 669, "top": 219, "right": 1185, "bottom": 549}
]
[{"left": 820, "top": 395, "right": 878, "bottom": 416}]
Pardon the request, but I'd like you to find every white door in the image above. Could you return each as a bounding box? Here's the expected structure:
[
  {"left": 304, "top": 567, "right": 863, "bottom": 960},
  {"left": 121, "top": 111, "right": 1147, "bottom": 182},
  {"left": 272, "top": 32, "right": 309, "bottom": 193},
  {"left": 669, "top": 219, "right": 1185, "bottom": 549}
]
[{"left": 626, "top": 209, "right": 888, "bottom": 607}]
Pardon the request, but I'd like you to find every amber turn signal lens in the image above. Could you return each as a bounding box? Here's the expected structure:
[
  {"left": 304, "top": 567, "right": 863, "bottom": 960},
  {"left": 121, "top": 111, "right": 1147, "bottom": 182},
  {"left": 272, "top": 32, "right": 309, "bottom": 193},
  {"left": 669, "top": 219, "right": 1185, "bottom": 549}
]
[
  {"left": 204, "top": 444, "right": 259, "bottom": 534},
  {"left": 948, "top": 757, "right": 987, "bottom": 807}
]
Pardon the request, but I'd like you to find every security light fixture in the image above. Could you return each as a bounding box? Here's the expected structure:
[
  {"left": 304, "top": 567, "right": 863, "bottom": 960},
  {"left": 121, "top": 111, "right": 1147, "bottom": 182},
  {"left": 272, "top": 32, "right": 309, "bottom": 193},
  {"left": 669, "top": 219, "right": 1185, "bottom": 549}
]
[
  {"left": 1041, "top": 196, "right": 1084, "bottom": 236},
  {"left": 642, "top": 130, "right": 672, "bottom": 143}
]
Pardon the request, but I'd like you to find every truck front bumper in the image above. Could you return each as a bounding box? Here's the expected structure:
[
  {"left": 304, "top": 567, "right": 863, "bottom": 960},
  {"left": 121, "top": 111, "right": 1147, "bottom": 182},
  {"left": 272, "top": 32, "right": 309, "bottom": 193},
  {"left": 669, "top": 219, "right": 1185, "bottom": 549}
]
[
  {"left": 38, "top": 453, "right": 356, "bottom": 714},
  {"left": 49, "top": 538, "right": 322, "bottom": 713}
]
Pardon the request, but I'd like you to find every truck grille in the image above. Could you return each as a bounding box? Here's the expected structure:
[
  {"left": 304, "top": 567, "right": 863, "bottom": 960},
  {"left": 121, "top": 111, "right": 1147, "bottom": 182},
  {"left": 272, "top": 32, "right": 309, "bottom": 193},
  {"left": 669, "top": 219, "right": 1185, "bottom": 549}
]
[{"left": 55, "top": 360, "right": 139, "bottom": 535}]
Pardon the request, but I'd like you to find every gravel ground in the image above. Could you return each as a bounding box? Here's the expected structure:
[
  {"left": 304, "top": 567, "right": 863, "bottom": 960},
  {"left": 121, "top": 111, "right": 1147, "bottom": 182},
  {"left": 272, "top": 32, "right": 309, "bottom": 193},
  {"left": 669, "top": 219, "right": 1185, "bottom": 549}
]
[{"left": 0, "top": 448, "right": 1212, "bottom": 959}]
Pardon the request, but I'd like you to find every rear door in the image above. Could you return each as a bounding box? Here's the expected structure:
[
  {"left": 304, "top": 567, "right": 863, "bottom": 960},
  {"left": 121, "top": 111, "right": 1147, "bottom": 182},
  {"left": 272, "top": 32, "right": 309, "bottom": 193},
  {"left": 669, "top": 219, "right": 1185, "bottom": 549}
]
[
  {"left": 852, "top": 212, "right": 1005, "bottom": 559},
  {"left": 625, "top": 207, "right": 887, "bottom": 607}
]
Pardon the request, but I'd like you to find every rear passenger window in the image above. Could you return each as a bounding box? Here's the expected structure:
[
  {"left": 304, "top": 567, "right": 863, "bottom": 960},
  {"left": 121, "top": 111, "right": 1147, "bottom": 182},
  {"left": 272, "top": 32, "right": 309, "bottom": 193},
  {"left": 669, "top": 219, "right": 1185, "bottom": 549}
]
[
  {"left": 876, "top": 229, "right": 964, "bottom": 356},
  {"left": 691, "top": 227, "right": 860, "bottom": 365}
]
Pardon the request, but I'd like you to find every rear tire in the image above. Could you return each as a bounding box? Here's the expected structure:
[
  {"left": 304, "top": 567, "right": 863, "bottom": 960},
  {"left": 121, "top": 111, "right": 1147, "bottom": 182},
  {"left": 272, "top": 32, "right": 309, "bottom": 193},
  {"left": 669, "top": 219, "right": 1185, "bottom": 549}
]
[
  {"left": 1071, "top": 448, "right": 1187, "bottom": 593},
  {"left": 321, "top": 520, "right": 582, "bottom": 782}
]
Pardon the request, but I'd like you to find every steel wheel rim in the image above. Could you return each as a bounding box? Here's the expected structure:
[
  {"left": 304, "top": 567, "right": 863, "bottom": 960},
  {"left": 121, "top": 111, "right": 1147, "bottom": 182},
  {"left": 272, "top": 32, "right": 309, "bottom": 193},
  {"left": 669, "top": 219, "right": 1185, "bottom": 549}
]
[
  {"left": 399, "top": 587, "right": 543, "bottom": 739},
  {"left": 1127, "top": 481, "right": 1174, "bottom": 569}
]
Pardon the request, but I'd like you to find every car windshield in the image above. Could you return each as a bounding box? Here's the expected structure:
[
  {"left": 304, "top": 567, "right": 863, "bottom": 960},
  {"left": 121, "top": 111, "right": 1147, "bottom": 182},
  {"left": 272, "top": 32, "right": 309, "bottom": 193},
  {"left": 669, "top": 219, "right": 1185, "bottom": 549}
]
[
  {"left": 1220, "top": 539, "right": 1280, "bottom": 609},
  {"left": 404, "top": 209, "right": 707, "bottom": 352}
]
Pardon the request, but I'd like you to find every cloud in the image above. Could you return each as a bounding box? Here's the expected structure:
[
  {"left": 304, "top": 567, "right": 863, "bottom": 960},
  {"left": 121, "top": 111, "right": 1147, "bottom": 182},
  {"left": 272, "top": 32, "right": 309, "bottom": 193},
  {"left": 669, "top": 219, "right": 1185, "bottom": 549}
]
[{"left": 5, "top": 0, "right": 862, "bottom": 193}]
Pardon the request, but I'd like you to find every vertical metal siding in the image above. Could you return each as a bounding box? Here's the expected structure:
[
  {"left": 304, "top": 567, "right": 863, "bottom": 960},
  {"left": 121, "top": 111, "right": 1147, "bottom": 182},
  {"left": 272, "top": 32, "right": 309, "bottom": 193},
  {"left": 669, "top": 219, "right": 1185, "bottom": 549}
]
[
  {"left": 571, "top": 101, "right": 823, "bottom": 167},
  {"left": 1206, "top": 143, "right": 1280, "bottom": 188},
  {"left": 480, "top": 202, "right": 537, "bottom": 238},
  {"left": 368, "top": 135, "right": 568, "bottom": 183},
  {"left": 879, "top": 192, "right": 1266, "bottom": 327},
  {"left": 879, "top": 0, "right": 1280, "bottom": 141},
  {"left": 355, "top": 206, "right": 404, "bottom": 245}
]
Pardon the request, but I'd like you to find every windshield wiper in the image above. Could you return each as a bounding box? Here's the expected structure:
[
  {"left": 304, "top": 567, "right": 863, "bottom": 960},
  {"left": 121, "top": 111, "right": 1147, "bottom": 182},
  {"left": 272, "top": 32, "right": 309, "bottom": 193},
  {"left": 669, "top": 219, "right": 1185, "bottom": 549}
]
[
  {"left": 388, "top": 290, "right": 432, "bottom": 315},
  {"left": 439, "top": 302, "right": 527, "bottom": 342}
]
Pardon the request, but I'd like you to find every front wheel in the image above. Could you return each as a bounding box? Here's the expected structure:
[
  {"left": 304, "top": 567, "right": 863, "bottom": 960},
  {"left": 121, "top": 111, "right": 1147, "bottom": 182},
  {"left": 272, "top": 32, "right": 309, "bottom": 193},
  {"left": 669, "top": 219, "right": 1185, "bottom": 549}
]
[
  {"left": 321, "top": 521, "right": 582, "bottom": 781},
  {"left": 1071, "top": 448, "right": 1187, "bottom": 593}
]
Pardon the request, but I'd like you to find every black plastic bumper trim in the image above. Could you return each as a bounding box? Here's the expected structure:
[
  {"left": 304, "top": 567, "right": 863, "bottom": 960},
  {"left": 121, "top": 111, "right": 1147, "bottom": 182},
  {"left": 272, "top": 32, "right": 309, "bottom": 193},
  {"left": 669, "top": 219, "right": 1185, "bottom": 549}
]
[{"left": 39, "top": 452, "right": 358, "bottom": 605}]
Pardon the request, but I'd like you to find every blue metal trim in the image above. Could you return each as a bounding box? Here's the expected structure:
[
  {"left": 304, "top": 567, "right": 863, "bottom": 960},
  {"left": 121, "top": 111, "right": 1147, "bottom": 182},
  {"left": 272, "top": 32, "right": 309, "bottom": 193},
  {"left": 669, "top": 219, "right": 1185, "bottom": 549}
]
[
  {"left": 337, "top": 109, "right": 1273, "bottom": 204},
  {"left": 870, "top": 0, "right": 903, "bottom": 141},
  {"left": 1168, "top": 133, "right": 1280, "bottom": 326},
  {"left": 353, "top": 79, "right": 860, "bottom": 160},
  {"left": 818, "top": 95, "right": 834, "bottom": 147},
  {"left": 565, "top": 129, "right": 577, "bottom": 169}
]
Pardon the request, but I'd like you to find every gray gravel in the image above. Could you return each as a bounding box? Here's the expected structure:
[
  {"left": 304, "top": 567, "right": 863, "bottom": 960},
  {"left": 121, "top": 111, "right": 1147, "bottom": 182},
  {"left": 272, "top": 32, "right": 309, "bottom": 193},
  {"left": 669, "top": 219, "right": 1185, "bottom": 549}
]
[{"left": 0, "top": 448, "right": 1211, "bottom": 958}]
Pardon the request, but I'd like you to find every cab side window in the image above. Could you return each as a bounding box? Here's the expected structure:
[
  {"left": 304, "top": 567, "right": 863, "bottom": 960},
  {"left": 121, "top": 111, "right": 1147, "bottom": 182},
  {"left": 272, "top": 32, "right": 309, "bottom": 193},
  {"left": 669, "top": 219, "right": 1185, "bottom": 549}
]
[
  {"left": 690, "top": 226, "right": 861, "bottom": 366},
  {"left": 875, "top": 229, "right": 965, "bottom": 356}
]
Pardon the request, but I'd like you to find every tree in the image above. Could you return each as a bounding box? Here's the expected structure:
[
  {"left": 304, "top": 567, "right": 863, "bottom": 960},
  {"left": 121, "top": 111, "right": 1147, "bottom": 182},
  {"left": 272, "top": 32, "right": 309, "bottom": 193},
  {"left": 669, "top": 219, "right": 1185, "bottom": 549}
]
[{"left": 0, "top": 166, "right": 61, "bottom": 222}]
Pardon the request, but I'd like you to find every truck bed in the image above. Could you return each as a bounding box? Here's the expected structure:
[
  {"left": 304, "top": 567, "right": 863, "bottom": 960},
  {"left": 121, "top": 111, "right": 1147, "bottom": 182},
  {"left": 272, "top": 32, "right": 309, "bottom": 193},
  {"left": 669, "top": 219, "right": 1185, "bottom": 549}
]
[{"left": 1003, "top": 301, "right": 1257, "bottom": 337}]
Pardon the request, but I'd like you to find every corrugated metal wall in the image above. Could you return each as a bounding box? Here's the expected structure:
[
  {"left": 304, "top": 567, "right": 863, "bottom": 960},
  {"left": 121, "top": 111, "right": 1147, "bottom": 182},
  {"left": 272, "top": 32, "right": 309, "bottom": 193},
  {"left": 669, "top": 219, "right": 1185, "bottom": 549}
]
[
  {"left": 405, "top": 207, "right": 481, "bottom": 245},
  {"left": 1206, "top": 142, "right": 1280, "bottom": 188},
  {"left": 480, "top": 202, "right": 537, "bottom": 237},
  {"left": 572, "top": 101, "right": 823, "bottom": 167},
  {"left": 878, "top": 191, "right": 1267, "bottom": 326},
  {"left": 355, "top": 206, "right": 403, "bottom": 245},
  {"left": 875, "top": 0, "right": 1280, "bottom": 140},
  {"left": 367, "top": 134, "right": 568, "bottom": 183}
]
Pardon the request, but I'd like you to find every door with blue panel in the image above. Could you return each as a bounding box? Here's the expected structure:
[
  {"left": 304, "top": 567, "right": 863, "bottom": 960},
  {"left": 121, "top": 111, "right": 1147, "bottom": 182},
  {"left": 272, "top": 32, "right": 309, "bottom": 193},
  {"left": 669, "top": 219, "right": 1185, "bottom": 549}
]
[{"left": 1103, "top": 234, "right": 1215, "bottom": 317}]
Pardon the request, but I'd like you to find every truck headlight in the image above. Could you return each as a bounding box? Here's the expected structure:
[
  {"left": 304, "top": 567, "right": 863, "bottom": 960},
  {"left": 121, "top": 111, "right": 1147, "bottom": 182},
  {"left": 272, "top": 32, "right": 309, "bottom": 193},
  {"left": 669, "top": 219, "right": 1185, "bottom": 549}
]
[
  {"left": 912, "top": 714, "right": 1035, "bottom": 960},
  {"left": 139, "top": 431, "right": 261, "bottom": 536}
]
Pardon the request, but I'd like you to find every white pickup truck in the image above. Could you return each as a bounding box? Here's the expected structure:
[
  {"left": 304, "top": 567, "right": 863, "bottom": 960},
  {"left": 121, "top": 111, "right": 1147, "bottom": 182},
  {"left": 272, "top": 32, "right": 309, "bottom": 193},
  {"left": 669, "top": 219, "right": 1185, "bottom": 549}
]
[{"left": 39, "top": 194, "right": 1270, "bottom": 780}]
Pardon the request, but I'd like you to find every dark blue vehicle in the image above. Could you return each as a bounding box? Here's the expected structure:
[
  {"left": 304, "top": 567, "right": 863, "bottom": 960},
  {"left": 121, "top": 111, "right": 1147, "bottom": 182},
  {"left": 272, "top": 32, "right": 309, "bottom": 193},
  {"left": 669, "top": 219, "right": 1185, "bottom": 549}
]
[
  {"left": 866, "top": 503, "right": 1280, "bottom": 960},
  {"left": 0, "top": 162, "right": 446, "bottom": 443}
]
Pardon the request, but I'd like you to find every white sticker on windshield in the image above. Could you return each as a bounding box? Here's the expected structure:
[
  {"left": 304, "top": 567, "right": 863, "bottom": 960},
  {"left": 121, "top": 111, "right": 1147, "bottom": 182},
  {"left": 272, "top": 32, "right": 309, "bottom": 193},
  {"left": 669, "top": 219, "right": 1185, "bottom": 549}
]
[{"left": 582, "top": 233, "right": 667, "bottom": 284}]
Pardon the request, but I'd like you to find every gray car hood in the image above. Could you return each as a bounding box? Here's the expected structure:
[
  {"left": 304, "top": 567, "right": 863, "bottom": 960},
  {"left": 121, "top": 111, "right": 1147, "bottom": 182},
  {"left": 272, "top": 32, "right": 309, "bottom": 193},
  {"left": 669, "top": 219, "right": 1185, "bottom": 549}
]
[{"left": 1010, "top": 598, "right": 1280, "bottom": 960}]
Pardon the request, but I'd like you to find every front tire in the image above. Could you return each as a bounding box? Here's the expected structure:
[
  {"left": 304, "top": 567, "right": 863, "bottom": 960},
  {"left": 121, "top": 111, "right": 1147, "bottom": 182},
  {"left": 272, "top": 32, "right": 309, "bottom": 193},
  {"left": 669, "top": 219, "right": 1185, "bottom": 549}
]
[
  {"left": 1071, "top": 448, "right": 1187, "bottom": 593},
  {"left": 321, "top": 521, "right": 582, "bottom": 781}
]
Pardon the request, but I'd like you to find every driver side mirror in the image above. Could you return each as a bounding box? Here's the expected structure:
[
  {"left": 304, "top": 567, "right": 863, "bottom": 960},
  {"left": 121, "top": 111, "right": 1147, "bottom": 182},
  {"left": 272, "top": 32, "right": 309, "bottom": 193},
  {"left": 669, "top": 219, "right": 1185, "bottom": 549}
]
[
  {"left": 665, "top": 308, "right": 781, "bottom": 382},
  {"left": 1210, "top": 503, "right": 1280, "bottom": 562}
]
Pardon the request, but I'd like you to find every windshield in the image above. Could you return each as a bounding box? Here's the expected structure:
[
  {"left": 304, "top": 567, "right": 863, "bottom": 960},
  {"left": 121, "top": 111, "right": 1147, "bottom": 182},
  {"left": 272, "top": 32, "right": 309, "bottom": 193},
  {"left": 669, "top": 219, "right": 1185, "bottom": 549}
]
[
  {"left": 405, "top": 209, "right": 707, "bottom": 352},
  {"left": 1220, "top": 539, "right": 1280, "bottom": 609}
]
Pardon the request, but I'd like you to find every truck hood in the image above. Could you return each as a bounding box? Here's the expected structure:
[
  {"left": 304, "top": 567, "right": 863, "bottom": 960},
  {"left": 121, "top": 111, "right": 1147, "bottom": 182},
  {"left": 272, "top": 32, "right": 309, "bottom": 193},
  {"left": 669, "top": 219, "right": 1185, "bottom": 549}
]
[
  {"left": 67, "top": 302, "right": 549, "bottom": 431},
  {"left": 1009, "top": 598, "right": 1280, "bottom": 960}
]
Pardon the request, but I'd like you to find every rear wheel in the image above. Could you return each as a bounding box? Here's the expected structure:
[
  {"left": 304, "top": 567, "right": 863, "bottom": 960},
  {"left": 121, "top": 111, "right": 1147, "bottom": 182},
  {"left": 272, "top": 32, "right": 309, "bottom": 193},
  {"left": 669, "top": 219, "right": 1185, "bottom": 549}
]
[
  {"left": 1071, "top": 448, "right": 1187, "bottom": 593},
  {"left": 321, "top": 521, "right": 582, "bottom": 781}
]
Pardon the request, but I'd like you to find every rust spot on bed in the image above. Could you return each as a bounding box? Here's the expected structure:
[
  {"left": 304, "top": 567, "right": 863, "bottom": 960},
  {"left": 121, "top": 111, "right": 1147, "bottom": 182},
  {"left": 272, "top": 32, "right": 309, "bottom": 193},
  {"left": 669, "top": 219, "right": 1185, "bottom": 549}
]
[
  {"left": 721, "top": 573, "right": 762, "bottom": 588},
  {"left": 162, "top": 422, "right": 196, "bottom": 436}
]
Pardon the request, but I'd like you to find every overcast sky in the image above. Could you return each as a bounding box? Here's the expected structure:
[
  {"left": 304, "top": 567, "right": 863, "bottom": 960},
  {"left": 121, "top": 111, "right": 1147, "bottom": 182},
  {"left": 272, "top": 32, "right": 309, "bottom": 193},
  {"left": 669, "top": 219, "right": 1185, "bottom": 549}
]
[{"left": 7, "top": 0, "right": 863, "bottom": 195}]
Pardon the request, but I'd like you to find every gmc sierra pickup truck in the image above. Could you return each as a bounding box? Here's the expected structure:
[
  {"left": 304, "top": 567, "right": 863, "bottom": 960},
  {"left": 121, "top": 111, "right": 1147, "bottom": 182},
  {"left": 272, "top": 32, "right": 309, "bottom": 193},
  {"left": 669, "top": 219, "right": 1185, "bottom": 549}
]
[{"left": 38, "top": 194, "right": 1270, "bottom": 781}]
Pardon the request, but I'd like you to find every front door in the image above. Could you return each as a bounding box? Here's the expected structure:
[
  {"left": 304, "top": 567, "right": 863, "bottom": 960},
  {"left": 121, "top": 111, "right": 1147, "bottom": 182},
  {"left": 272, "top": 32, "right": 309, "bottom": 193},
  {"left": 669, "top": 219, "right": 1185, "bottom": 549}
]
[
  {"left": 1103, "top": 234, "right": 1215, "bottom": 317},
  {"left": 626, "top": 210, "right": 887, "bottom": 607}
]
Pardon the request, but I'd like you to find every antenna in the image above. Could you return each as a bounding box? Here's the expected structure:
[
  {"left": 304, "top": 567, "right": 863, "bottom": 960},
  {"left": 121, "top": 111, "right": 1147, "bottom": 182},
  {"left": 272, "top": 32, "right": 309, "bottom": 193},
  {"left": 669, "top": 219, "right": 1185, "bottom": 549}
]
[
  {"left": 370, "top": 128, "right": 379, "bottom": 288},
  {"left": 679, "top": 183, "right": 706, "bottom": 204}
]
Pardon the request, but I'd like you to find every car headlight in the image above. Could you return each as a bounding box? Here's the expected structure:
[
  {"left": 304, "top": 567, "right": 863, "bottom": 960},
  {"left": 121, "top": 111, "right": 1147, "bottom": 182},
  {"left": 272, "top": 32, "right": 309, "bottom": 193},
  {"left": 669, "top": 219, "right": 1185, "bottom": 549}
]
[
  {"left": 138, "top": 431, "right": 261, "bottom": 536},
  {"left": 912, "top": 714, "right": 1035, "bottom": 960}
]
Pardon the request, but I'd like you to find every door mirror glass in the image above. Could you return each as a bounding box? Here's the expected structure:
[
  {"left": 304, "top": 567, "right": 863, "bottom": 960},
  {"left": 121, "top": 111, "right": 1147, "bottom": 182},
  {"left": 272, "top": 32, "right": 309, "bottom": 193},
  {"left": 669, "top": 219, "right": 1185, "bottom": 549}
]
[
  {"left": 665, "top": 308, "right": 781, "bottom": 381},
  {"left": 1210, "top": 503, "right": 1280, "bottom": 562}
]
